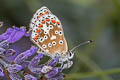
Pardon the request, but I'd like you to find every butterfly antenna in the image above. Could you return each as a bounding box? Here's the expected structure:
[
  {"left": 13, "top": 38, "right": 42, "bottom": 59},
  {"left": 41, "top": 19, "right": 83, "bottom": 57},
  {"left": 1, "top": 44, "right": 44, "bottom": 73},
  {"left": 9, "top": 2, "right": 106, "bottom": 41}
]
[{"left": 70, "top": 40, "right": 94, "bottom": 52}]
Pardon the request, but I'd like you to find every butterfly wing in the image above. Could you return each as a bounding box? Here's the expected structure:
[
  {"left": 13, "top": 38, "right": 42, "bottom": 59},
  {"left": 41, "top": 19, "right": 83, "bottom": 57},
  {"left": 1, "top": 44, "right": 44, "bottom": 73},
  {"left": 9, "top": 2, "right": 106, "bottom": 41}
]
[
  {"left": 29, "top": 6, "right": 51, "bottom": 29},
  {"left": 30, "top": 7, "right": 68, "bottom": 56}
]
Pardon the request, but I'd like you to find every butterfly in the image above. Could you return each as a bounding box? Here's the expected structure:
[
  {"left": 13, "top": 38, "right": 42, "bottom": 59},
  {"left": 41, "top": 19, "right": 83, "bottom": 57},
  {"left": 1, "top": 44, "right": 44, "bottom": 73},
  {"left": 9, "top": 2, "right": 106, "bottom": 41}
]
[{"left": 29, "top": 6, "right": 93, "bottom": 69}]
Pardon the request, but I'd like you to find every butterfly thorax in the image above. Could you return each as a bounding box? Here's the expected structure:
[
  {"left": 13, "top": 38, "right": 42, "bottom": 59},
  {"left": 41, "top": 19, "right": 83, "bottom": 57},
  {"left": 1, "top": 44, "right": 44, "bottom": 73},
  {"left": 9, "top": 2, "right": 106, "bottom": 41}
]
[{"left": 54, "top": 50, "right": 74, "bottom": 63}]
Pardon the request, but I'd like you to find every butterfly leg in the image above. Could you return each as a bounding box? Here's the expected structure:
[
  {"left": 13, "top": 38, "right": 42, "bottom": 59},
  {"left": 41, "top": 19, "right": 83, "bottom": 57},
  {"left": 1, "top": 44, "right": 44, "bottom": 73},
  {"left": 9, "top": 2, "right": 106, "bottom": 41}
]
[
  {"left": 44, "top": 57, "right": 65, "bottom": 79},
  {"left": 40, "top": 57, "right": 59, "bottom": 74},
  {"left": 62, "top": 60, "right": 73, "bottom": 69},
  {"left": 28, "top": 54, "right": 65, "bottom": 79},
  {"left": 28, "top": 53, "right": 46, "bottom": 74}
]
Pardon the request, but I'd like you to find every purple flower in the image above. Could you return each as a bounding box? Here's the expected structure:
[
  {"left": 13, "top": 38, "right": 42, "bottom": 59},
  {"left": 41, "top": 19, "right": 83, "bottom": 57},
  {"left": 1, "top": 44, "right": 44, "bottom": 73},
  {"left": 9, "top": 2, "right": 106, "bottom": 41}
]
[
  {"left": 7, "top": 64, "right": 23, "bottom": 73},
  {"left": 0, "top": 26, "right": 31, "bottom": 43},
  {"left": 0, "top": 66, "right": 4, "bottom": 77},
  {"left": 4, "top": 49, "right": 16, "bottom": 57},
  {"left": 24, "top": 74, "right": 37, "bottom": 80},
  {"left": 9, "top": 73, "right": 22, "bottom": 80},
  {"left": 0, "top": 26, "right": 65, "bottom": 80},
  {"left": 47, "top": 57, "right": 58, "bottom": 67},
  {"left": 14, "top": 46, "right": 37, "bottom": 64},
  {"left": 0, "top": 40, "right": 9, "bottom": 49}
]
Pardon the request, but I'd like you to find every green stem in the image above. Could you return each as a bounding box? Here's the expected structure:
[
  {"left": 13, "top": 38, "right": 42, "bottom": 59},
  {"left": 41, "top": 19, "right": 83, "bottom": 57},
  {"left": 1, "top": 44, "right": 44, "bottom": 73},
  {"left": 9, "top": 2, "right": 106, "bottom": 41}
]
[
  {"left": 65, "top": 68, "right": 120, "bottom": 79},
  {"left": 75, "top": 53, "right": 113, "bottom": 80}
]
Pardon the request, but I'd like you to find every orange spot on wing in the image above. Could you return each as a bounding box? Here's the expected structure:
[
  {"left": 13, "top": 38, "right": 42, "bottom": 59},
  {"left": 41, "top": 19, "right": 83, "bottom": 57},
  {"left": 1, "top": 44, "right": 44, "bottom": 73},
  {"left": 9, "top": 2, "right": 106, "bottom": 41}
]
[
  {"left": 57, "top": 21, "right": 60, "bottom": 25},
  {"left": 51, "top": 20, "right": 56, "bottom": 23},
  {"left": 38, "top": 24, "right": 43, "bottom": 28},
  {"left": 46, "top": 19, "right": 50, "bottom": 22},
  {"left": 36, "top": 29, "right": 41, "bottom": 33},
  {"left": 45, "top": 11, "right": 49, "bottom": 14},
  {"left": 40, "top": 13, "right": 44, "bottom": 16},
  {"left": 41, "top": 20, "right": 45, "bottom": 24},
  {"left": 34, "top": 35, "right": 39, "bottom": 40},
  {"left": 37, "top": 13, "right": 44, "bottom": 19},
  {"left": 37, "top": 16, "right": 40, "bottom": 19}
]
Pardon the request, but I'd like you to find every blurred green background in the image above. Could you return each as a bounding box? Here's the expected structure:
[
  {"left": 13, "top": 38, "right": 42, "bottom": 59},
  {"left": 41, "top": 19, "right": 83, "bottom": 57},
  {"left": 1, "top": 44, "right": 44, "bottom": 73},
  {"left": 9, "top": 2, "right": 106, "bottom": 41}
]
[{"left": 0, "top": 0, "right": 120, "bottom": 80}]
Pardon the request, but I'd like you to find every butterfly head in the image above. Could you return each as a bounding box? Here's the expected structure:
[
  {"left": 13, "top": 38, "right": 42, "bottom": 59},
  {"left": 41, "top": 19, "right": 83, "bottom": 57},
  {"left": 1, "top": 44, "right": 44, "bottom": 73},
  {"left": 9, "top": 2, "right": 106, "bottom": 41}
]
[{"left": 67, "top": 50, "right": 74, "bottom": 59}]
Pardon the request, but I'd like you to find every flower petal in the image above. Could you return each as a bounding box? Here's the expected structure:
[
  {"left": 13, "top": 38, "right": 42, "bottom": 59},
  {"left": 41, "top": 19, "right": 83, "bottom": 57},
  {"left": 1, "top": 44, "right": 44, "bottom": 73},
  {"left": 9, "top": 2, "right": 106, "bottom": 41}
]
[
  {"left": 9, "top": 73, "right": 22, "bottom": 80},
  {"left": 14, "top": 46, "right": 36, "bottom": 64},
  {"left": 0, "top": 66, "right": 4, "bottom": 77},
  {"left": 45, "top": 68, "right": 59, "bottom": 78},
  {"left": 48, "top": 57, "right": 58, "bottom": 67},
  {"left": 7, "top": 64, "right": 22, "bottom": 73},
  {"left": 0, "top": 40, "right": 9, "bottom": 49},
  {"left": 29, "top": 53, "right": 43, "bottom": 68},
  {"left": 24, "top": 74, "right": 37, "bottom": 80}
]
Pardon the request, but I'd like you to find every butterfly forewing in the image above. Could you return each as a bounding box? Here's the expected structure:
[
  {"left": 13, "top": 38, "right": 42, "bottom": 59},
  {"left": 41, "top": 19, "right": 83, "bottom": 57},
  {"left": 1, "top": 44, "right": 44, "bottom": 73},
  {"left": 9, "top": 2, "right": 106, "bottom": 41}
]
[{"left": 30, "top": 7, "right": 68, "bottom": 56}]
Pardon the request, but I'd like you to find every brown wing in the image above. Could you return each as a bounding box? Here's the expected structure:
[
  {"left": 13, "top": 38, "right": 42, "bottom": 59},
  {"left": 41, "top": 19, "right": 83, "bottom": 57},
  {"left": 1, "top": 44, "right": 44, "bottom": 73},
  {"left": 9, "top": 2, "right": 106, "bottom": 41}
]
[{"left": 31, "top": 13, "right": 68, "bottom": 55}]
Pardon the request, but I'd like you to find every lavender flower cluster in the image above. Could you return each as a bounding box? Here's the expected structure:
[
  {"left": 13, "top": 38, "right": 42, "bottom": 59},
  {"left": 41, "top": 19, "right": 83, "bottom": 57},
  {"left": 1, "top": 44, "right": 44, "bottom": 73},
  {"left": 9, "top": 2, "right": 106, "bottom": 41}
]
[{"left": 0, "top": 23, "right": 65, "bottom": 80}]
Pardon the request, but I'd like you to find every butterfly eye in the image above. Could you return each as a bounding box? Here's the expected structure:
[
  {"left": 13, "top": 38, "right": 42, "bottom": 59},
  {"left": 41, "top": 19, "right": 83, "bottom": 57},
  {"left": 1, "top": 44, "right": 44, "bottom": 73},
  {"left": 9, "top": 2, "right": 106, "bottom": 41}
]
[
  {"left": 42, "top": 44, "right": 47, "bottom": 48},
  {"left": 59, "top": 40, "right": 63, "bottom": 45},
  {"left": 55, "top": 30, "right": 58, "bottom": 34},
  {"left": 59, "top": 31, "right": 63, "bottom": 36},
  {"left": 48, "top": 43, "right": 52, "bottom": 47},
  {"left": 68, "top": 51, "right": 74, "bottom": 59},
  {"left": 52, "top": 41, "right": 56, "bottom": 46}
]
